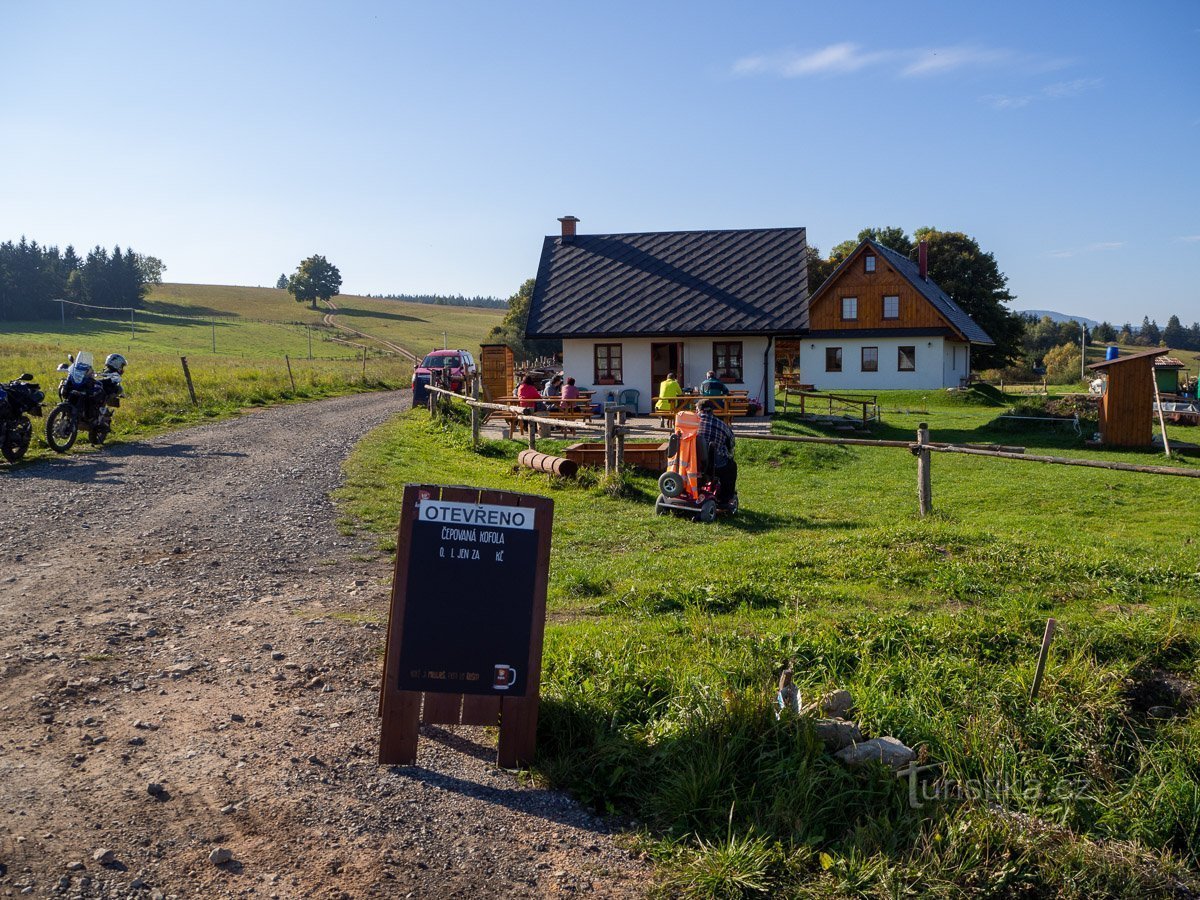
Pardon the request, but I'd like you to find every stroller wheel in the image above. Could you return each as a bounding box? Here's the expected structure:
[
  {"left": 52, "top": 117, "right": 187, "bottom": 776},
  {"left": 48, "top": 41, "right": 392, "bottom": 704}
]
[
  {"left": 698, "top": 499, "right": 717, "bottom": 523},
  {"left": 655, "top": 497, "right": 670, "bottom": 516},
  {"left": 658, "top": 471, "right": 685, "bottom": 498}
]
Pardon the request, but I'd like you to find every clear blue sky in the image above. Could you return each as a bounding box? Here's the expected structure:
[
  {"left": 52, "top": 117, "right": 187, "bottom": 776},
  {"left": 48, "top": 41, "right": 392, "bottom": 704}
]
[{"left": 2, "top": 1, "right": 1197, "bottom": 324}]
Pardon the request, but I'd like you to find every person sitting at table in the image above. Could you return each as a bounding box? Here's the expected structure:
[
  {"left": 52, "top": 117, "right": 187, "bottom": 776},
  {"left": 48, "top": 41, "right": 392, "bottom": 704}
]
[
  {"left": 561, "top": 377, "right": 580, "bottom": 401},
  {"left": 697, "top": 398, "right": 737, "bottom": 508},
  {"left": 655, "top": 372, "right": 683, "bottom": 426},
  {"left": 700, "top": 370, "right": 730, "bottom": 396},
  {"left": 516, "top": 374, "right": 542, "bottom": 434}
]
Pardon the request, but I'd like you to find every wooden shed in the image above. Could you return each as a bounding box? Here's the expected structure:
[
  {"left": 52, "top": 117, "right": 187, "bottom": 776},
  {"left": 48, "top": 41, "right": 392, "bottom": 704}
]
[
  {"left": 479, "top": 343, "right": 514, "bottom": 402},
  {"left": 1154, "top": 356, "right": 1187, "bottom": 396},
  {"left": 1088, "top": 347, "right": 1166, "bottom": 447}
]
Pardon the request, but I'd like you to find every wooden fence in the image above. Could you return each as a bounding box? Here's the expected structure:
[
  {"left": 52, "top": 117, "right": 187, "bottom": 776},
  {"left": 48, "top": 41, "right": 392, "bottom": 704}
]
[
  {"left": 426, "top": 386, "right": 1200, "bottom": 517},
  {"left": 781, "top": 389, "right": 880, "bottom": 426},
  {"left": 425, "top": 383, "right": 632, "bottom": 475}
]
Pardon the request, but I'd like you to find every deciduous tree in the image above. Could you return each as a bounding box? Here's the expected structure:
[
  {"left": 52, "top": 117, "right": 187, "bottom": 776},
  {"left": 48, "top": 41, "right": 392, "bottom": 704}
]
[{"left": 287, "top": 255, "right": 342, "bottom": 310}]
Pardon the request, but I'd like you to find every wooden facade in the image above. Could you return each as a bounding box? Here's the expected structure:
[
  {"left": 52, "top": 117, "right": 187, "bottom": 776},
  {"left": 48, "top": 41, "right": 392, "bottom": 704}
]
[
  {"left": 1090, "top": 348, "right": 1163, "bottom": 447},
  {"left": 479, "top": 343, "right": 514, "bottom": 402},
  {"left": 808, "top": 245, "right": 966, "bottom": 337}
]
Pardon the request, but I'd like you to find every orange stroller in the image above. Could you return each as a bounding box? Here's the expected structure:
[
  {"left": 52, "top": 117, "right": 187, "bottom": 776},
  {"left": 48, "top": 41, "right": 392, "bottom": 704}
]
[{"left": 656, "top": 410, "right": 738, "bottom": 522}]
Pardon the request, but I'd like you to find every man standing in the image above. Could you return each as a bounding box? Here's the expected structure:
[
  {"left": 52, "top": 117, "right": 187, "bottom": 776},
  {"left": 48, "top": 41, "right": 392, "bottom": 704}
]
[{"left": 696, "top": 399, "right": 737, "bottom": 507}]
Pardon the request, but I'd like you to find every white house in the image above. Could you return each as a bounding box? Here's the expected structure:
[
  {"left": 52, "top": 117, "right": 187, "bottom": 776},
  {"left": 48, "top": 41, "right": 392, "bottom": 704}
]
[
  {"left": 797, "top": 239, "right": 994, "bottom": 391},
  {"left": 524, "top": 217, "right": 809, "bottom": 414}
]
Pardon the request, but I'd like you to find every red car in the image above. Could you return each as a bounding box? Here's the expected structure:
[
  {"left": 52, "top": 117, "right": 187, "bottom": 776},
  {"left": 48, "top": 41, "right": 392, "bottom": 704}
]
[{"left": 412, "top": 349, "right": 477, "bottom": 400}]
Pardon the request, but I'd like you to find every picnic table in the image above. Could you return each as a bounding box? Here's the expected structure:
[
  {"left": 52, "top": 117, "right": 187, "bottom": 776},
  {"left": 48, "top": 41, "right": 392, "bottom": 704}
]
[
  {"left": 491, "top": 396, "right": 597, "bottom": 435},
  {"left": 650, "top": 391, "right": 749, "bottom": 427}
]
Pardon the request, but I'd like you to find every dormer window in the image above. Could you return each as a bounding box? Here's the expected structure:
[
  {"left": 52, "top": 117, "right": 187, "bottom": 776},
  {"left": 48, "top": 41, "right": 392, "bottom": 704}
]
[{"left": 864, "top": 254, "right": 876, "bottom": 273}]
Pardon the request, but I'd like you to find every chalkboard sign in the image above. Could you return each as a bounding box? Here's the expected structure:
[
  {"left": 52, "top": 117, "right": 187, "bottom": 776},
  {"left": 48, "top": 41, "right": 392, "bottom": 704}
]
[
  {"left": 397, "top": 497, "right": 540, "bottom": 696},
  {"left": 379, "top": 484, "right": 554, "bottom": 767}
]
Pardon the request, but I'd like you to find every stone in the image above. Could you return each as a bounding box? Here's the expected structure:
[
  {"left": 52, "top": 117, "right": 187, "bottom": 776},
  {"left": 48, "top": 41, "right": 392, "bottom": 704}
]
[
  {"left": 209, "top": 847, "right": 233, "bottom": 865},
  {"left": 835, "top": 736, "right": 915, "bottom": 770},
  {"left": 812, "top": 718, "right": 863, "bottom": 751},
  {"left": 819, "top": 689, "right": 854, "bottom": 720},
  {"left": 147, "top": 782, "right": 166, "bottom": 797},
  {"left": 92, "top": 848, "right": 115, "bottom": 865},
  {"left": 1147, "top": 705, "right": 1177, "bottom": 719},
  {"left": 65, "top": 861, "right": 84, "bottom": 871}
]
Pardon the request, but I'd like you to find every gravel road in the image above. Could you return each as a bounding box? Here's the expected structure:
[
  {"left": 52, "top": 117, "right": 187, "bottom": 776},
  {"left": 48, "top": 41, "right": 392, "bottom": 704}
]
[{"left": 0, "top": 393, "right": 649, "bottom": 899}]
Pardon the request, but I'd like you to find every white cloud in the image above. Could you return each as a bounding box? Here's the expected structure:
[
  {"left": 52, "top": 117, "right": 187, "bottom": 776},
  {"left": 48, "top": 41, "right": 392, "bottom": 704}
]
[
  {"left": 1041, "top": 77, "right": 1103, "bottom": 98},
  {"left": 983, "top": 94, "right": 1033, "bottom": 110},
  {"left": 1047, "top": 242, "right": 1125, "bottom": 259},
  {"left": 1177, "top": 235, "right": 1200, "bottom": 243},
  {"left": 733, "top": 42, "right": 1070, "bottom": 81},
  {"left": 901, "top": 45, "right": 1014, "bottom": 77},
  {"left": 732, "top": 43, "right": 894, "bottom": 78}
]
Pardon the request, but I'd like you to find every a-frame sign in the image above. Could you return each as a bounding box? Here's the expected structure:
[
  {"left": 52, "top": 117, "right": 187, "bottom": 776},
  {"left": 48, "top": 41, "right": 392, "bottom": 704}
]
[{"left": 378, "top": 484, "right": 553, "bottom": 767}]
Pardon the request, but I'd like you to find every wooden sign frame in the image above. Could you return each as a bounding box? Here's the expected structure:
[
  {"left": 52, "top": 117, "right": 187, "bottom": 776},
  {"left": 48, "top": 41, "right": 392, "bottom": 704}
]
[{"left": 378, "top": 484, "right": 554, "bottom": 768}]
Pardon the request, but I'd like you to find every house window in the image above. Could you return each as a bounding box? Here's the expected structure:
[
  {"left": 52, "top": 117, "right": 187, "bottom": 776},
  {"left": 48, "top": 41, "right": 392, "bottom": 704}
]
[
  {"left": 594, "top": 344, "right": 623, "bottom": 383},
  {"left": 712, "top": 341, "right": 744, "bottom": 382},
  {"left": 862, "top": 347, "right": 878, "bottom": 372},
  {"left": 864, "top": 255, "right": 876, "bottom": 273},
  {"left": 898, "top": 346, "right": 916, "bottom": 372},
  {"left": 883, "top": 295, "right": 900, "bottom": 319},
  {"left": 841, "top": 297, "right": 858, "bottom": 321},
  {"left": 825, "top": 347, "right": 842, "bottom": 372}
]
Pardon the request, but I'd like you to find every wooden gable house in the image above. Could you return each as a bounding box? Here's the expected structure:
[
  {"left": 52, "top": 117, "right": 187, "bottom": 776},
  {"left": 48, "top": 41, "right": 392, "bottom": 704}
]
[{"left": 799, "top": 239, "right": 994, "bottom": 390}]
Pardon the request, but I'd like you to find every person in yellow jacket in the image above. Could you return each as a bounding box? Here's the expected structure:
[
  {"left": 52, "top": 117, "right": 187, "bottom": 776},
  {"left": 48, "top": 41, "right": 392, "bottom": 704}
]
[{"left": 655, "top": 372, "right": 683, "bottom": 425}]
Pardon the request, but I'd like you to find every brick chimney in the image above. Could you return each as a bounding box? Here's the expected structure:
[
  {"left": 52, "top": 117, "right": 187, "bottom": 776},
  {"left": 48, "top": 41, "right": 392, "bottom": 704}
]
[
  {"left": 558, "top": 215, "right": 580, "bottom": 243},
  {"left": 918, "top": 240, "right": 928, "bottom": 280}
]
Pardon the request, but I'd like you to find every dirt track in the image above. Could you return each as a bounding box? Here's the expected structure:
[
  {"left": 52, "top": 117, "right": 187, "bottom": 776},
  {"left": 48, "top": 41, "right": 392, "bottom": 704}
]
[{"left": 0, "top": 392, "right": 648, "bottom": 899}]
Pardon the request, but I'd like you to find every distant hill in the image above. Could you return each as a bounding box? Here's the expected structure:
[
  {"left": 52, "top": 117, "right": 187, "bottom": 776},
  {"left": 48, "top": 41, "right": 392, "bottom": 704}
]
[{"left": 1016, "top": 309, "right": 1099, "bottom": 328}]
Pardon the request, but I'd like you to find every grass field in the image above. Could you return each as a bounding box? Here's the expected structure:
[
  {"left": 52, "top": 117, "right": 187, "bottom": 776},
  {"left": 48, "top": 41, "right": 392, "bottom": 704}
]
[
  {"left": 340, "top": 388, "right": 1200, "bottom": 898},
  {"left": 1, "top": 283, "right": 503, "bottom": 463}
]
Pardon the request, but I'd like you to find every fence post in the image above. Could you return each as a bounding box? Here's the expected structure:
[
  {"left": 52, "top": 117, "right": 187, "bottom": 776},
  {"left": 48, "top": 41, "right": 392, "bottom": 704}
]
[
  {"left": 527, "top": 417, "right": 537, "bottom": 450},
  {"left": 362, "top": 347, "right": 368, "bottom": 383},
  {"left": 180, "top": 356, "right": 198, "bottom": 406},
  {"left": 284, "top": 354, "right": 296, "bottom": 393},
  {"left": 470, "top": 375, "right": 481, "bottom": 449},
  {"left": 604, "top": 407, "right": 617, "bottom": 476},
  {"left": 616, "top": 407, "right": 627, "bottom": 473},
  {"left": 917, "top": 423, "right": 932, "bottom": 517}
]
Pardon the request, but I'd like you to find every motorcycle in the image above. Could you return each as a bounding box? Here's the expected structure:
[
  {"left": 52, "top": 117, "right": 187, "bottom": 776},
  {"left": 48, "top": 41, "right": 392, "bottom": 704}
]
[
  {"left": 45, "top": 351, "right": 124, "bottom": 453},
  {"left": 0, "top": 374, "right": 45, "bottom": 462}
]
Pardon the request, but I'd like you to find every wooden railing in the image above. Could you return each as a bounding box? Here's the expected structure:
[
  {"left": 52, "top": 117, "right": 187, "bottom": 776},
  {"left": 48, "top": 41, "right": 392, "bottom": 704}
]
[{"left": 780, "top": 389, "right": 880, "bottom": 426}]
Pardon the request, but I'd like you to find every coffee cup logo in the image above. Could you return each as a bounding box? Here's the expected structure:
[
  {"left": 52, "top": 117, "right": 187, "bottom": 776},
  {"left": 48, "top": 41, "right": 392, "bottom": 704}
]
[{"left": 493, "top": 664, "right": 517, "bottom": 690}]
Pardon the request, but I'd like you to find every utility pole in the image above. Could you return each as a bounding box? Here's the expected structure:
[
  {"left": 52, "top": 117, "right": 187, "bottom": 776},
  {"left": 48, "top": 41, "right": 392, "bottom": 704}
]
[{"left": 1081, "top": 322, "right": 1087, "bottom": 383}]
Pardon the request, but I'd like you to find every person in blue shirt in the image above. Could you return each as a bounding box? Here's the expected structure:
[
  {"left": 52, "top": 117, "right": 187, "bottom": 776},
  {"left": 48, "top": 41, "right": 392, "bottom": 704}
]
[{"left": 700, "top": 370, "right": 730, "bottom": 397}]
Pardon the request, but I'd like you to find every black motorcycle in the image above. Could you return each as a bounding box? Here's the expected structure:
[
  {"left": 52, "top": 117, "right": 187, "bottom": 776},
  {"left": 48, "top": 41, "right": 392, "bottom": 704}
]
[
  {"left": 0, "top": 374, "right": 45, "bottom": 462},
  {"left": 45, "top": 352, "right": 123, "bottom": 453}
]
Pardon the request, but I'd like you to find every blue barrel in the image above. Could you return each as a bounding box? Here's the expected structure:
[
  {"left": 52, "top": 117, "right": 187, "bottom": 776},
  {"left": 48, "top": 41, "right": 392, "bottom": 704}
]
[{"left": 1105, "top": 346, "right": 1119, "bottom": 361}]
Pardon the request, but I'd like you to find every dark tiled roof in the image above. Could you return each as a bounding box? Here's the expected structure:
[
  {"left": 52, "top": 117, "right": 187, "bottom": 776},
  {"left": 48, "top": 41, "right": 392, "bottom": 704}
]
[
  {"left": 525, "top": 227, "right": 809, "bottom": 338},
  {"left": 869, "top": 242, "right": 994, "bottom": 345}
]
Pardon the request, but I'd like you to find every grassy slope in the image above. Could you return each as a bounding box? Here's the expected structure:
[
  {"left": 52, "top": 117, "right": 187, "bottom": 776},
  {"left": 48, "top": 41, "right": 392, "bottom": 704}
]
[
  {"left": 1, "top": 284, "right": 502, "bottom": 463},
  {"left": 339, "top": 389, "right": 1200, "bottom": 898}
]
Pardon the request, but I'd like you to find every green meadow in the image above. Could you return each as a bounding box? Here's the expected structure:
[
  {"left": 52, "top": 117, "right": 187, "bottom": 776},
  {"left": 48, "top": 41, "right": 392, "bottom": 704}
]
[
  {"left": 0, "top": 284, "right": 502, "bottom": 462},
  {"left": 340, "top": 388, "right": 1200, "bottom": 898}
]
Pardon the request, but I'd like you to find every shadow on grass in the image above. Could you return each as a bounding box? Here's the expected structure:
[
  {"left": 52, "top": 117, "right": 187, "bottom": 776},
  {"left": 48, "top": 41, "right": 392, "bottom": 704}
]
[
  {"left": 330, "top": 306, "right": 428, "bottom": 324},
  {"left": 142, "top": 300, "right": 237, "bottom": 319}
]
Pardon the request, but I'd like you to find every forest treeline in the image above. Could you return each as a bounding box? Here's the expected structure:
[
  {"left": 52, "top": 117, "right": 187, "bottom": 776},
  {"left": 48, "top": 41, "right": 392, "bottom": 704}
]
[{"left": 0, "top": 237, "right": 163, "bottom": 320}]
